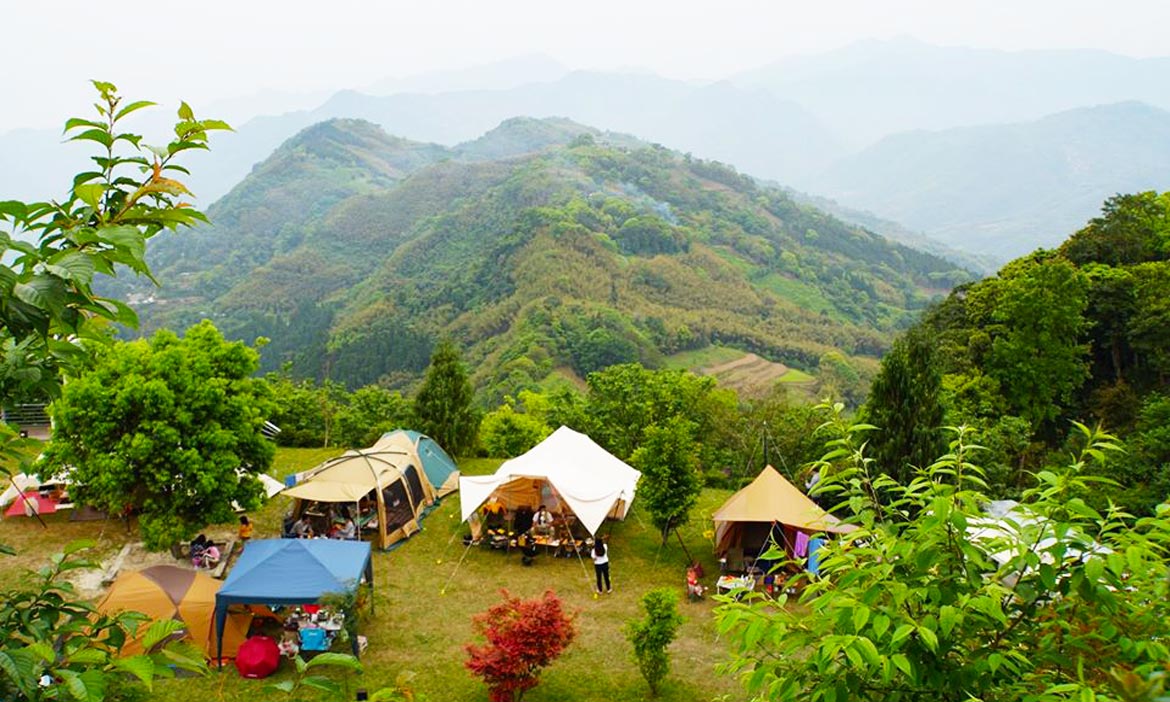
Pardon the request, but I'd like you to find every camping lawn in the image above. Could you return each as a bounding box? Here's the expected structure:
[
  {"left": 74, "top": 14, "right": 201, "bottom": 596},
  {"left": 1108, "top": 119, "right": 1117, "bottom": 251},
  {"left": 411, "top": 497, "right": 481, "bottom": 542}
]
[{"left": 0, "top": 448, "right": 749, "bottom": 702}]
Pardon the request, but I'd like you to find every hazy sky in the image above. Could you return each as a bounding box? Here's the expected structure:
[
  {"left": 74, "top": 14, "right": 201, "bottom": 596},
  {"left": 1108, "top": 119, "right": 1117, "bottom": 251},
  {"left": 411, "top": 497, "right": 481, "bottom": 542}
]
[{"left": 4, "top": 0, "right": 1165, "bottom": 133}]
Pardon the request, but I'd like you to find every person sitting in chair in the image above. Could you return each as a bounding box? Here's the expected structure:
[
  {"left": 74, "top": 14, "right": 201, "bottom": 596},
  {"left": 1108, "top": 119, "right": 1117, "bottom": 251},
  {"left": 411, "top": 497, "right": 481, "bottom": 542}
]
[
  {"left": 517, "top": 530, "right": 539, "bottom": 566},
  {"left": 278, "top": 620, "right": 300, "bottom": 659},
  {"left": 532, "top": 505, "right": 554, "bottom": 538},
  {"left": 290, "top": 515, "right": 314, "bottom": 539},
  {"left": 332, "top": 514, "right": 356, "bottom": 540}
]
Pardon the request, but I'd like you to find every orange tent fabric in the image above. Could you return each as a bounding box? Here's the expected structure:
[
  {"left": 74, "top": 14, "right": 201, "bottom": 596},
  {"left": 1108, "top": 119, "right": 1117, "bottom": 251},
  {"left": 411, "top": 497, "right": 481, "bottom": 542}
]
[
  {"left": 712, "top": 466, "right": 855, "bottom": 556},
  {"left": 97, "top": 565, "right": 251, "bottom": 658}
]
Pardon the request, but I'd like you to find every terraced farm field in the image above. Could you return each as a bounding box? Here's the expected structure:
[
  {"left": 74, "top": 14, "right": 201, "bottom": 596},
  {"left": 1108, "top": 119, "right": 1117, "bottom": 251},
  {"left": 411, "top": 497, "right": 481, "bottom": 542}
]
[{"left": 697, "top": 352, "right": 818, "bottom": 399}]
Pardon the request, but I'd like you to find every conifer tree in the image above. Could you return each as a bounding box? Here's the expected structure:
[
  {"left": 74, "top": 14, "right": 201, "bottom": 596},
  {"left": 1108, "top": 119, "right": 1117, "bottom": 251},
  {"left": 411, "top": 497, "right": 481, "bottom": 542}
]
[
  {"left": 414, "top": 339, "right": 480, "bottom": 457},
  {"left": 862, "top": 326, "right": 945, "bottom": 483}
]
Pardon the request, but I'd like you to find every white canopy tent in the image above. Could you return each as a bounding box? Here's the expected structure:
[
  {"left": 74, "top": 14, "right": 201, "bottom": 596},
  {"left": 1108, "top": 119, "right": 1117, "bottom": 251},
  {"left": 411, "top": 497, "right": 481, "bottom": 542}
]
[{"left": 459, "top": 426, "right": 641, "bottom": 535}]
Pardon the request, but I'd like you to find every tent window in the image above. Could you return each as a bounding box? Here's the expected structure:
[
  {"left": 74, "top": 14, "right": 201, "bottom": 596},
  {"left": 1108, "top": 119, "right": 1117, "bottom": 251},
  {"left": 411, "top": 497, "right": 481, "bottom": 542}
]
[
  {"left": 402, "top": 465, "right": 424, "bottom": 508},
  {"left": 382, "top": 481, "right": 412, "bottom": 533}
]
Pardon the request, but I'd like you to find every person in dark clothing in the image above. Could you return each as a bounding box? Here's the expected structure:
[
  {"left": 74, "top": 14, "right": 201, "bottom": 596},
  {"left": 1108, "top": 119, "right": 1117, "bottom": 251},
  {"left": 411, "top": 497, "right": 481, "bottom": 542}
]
[{"left": 592, "top": 539, "right": 611, "bottom": 594}]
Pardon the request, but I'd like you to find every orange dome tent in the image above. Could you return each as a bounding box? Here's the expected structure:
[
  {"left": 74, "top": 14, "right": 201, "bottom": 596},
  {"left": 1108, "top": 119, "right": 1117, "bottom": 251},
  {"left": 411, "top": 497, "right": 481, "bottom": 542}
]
[{"left": 97, "top": 565, "right": 251, "bottom": 658}]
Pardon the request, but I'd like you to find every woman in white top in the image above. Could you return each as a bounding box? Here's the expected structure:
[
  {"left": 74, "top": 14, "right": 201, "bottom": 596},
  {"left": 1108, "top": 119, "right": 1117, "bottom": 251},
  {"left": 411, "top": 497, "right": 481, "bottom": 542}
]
[{"left": 592, "top": 539, "right": 611, "bottom": 594}]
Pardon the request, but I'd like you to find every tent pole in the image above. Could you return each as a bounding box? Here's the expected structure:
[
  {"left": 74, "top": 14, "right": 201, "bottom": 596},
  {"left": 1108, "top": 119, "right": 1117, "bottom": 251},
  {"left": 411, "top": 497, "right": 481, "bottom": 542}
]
[
  {"left": 440, "top": 538, "right": 475, "bottom": 595},
  {"left": 10, "top": 479, "right": 48, "bottom": 529},
  {"left": 672, "top": 527, "right": 695, "bottom": 565}
]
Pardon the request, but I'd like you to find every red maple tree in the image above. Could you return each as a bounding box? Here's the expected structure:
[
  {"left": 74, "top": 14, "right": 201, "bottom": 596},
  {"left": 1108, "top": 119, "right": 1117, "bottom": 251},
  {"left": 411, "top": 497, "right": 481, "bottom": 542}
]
[{"left": 464, "top": 589, "right": 577, "bottom": 702}]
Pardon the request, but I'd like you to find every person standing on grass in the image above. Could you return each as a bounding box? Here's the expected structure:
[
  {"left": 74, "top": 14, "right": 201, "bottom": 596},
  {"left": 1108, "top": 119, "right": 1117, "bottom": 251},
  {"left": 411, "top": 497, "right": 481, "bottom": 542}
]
[
  {"left": 238, "top": 515, "right": 253, "bottom": 542},
  {"left": 593, "top": 538, "right": 612, "bottom": 594}
]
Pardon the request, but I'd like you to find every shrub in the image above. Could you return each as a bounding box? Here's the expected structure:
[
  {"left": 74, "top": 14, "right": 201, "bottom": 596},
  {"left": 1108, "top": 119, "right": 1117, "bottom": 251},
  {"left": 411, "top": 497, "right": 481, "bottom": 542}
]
[
  {"left": 625, "top": 588, "right": 684, "bottom": 696},
  {"left": 465, "top": 590, "right": 576, "bottom": 702}
]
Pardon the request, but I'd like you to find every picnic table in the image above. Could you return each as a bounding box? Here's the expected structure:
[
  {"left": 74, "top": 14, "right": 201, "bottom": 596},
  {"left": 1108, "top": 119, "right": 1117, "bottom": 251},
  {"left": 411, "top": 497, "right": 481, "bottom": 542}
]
[{"left": 716, "top": 574, "right": 756, "bottom": 596}]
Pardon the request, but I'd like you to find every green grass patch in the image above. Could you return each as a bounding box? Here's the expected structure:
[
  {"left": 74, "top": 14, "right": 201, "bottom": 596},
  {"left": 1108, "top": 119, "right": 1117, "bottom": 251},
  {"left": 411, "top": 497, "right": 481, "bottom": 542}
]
[
  {"left": 662, "top": 345, "right": 746, "bottom": 371},
  {"left": 752, "top": 273, "right": 838, "bottom": 317},
  {"left": 777, "top": 368, "right": 816, "bottom": 384}
]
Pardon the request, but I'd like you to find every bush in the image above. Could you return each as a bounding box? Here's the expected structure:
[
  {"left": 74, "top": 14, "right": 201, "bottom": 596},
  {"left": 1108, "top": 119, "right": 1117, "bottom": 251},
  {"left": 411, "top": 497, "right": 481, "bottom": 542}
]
[
  {"left": 465, "top": 590, "right": 576, "bottom": 702},
  {"left": 479, "top": 402, "right": 552, "bottom": 457},
  {"left": 625, "top": 588, "right": 684, "bottom": 696}
]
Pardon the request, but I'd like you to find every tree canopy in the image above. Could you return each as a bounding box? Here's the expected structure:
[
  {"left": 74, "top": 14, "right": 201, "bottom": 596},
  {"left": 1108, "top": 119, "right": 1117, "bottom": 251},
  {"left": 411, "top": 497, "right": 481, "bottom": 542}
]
[
  {"left": 718, "top": 409, "right": 1170, "bottom": 702},
  {"left": 414, "top": 339, "right": 480, "bottom": 458},
  {"left": 46, "top": 321, "right": 276, "bottom": 550}
]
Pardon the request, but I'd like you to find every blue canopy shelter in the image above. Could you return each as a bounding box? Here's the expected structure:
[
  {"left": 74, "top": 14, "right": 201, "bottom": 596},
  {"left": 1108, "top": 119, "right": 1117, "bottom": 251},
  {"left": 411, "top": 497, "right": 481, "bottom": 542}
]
[{"left": 214, "top": 539, "right": 374, "bottom": 665}]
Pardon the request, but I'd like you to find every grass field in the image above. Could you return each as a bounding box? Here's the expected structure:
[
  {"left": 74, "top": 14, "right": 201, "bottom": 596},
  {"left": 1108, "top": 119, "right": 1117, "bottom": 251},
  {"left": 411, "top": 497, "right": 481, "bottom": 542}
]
[{"left": 0, "top": 447, "right": 751, "bottom": 702}]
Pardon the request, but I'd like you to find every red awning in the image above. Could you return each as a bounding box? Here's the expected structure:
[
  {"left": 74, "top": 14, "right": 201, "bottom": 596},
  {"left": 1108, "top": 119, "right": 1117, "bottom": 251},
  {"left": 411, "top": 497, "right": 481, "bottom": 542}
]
[{"left": 4, "top": 491, "right": 58, "bottom": 517}]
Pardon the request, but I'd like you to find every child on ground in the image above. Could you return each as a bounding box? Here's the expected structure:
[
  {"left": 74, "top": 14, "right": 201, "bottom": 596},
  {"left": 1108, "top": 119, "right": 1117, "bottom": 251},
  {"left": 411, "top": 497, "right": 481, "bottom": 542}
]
[{"left": 238, "top": 515, "right": 253, "bottom": 541}]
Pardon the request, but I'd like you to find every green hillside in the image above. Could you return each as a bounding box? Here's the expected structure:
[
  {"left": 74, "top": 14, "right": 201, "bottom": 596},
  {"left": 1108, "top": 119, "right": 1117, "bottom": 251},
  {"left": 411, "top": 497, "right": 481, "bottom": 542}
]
[{"left": 129, "top": 118, "right": 971, "bottom": 398}]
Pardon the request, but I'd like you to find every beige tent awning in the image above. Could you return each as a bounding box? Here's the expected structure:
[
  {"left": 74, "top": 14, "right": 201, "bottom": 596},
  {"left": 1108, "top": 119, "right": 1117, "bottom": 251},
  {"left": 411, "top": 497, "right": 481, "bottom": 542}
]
[
  {"left": 712, "top": 465, "right": 855, "bottom": 534},
  {"left": 282, "top": 449, "right": 409, "bottom": 504}
]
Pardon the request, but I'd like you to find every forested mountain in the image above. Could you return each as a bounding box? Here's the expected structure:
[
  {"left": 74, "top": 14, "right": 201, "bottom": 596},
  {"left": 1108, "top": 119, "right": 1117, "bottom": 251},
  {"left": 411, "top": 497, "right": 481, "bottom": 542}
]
[
  {"left": 126, "top": 117, "right": 968, "bottom": 400},
  {"left": 812, "top": 102, "right": 1170, "bottom": 260},
  {"left": 864, "top": 191, "right": 1170, "bottom": 515}
]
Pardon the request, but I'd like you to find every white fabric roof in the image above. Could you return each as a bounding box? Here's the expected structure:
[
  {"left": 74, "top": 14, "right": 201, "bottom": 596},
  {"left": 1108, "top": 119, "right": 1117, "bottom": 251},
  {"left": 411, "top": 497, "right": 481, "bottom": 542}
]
[
  {"left": 0, "top": 473, "right": 40, "bottom": 508},
  {"left": 459, "top": 426, "right": 641, "bottom": 535},
  {"left": 259, "top": 473, "right": 285, "bottom": 499}
]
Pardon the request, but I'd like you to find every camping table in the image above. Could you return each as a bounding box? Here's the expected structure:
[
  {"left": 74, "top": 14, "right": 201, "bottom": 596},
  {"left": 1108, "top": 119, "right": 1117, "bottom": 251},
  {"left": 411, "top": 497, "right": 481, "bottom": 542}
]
[{"left": 716, "top": 575, "right": 756, "bottom": 596}]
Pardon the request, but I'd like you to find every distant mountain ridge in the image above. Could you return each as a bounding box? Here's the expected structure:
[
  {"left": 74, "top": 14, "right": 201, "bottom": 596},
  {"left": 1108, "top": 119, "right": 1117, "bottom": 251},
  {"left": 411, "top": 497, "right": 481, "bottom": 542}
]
[
  {"left": 812, "top": 101, "right": 1170, "bottom": 259},
  {"left": 6, "top": 39, "right": 1169, "bottom": 263},
  {"left": 126, "top": 117, "right": 969, "bottom": 398},
  {"left": 737, "top": 37, "right": 1170, "bottom": 146}
]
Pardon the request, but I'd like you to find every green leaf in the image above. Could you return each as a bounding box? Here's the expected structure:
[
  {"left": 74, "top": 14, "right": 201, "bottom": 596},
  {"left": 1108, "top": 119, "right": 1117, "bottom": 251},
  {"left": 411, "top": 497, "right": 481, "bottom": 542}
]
[
  {"left": 98, "top": 225, "right": 146, "bottom": 261},
  {"left": 178, "top": 102, "right": 194, "bottom": 121},
  {"left": 46, "top": 251, "right": 96, "bottom": 286},
  {"left": 142, "top": 618, "right": 186, "bottom": 652},
  {"left": 0, "top": 650, "right": 35, "bottom": 696},
  {"left": 938, "top": 605, "right": 959, "bottom": 637},
  {"left": 0, "top": 200, "right": 28, "bottom": 220},
  {"left": 65, "top": 648, "right": 108, "bottom": 666},
  {"left": 304, "top": 651, "right": 363, "bottom": 672},
  {"left": 74, "top": 183, "right": 105, "bottom": 211},
  {"left": 198, "top": 119, "right": 233, "bottom": 132},
  {"left": 28, "top": 641, "right": 56, "bottom": 664},
  {"left": 890, "top": 623, "right": 915, "bottom": 645},
  {"left": 851, "top": 606, "right": 870, "bottom": 633},
  {"left": 111, "top": 655, "right": 156, "bottom": 687},
  {"left": 917, "top": 625, "right": 938, "bottom": 652},
  {"left": 265, "top": 680, "right": 296, "bottom": 693},
  {"left": 301, "top": 676, "right": 343, "bottom": 695},
  {"left": 68, "top": 128, "right": 114, "bottom": 149},
  {"left": 56, "top": 669, "right": 93, "bottom": 702},
  {"left": 891, "top": 653, "right": 912, "bottom": 677},
  {"left": 114, "top": 100, "right": 157, "bottom": 122},
  {"left": 63, "top": 117, "right": 106, "bottom": 133}
]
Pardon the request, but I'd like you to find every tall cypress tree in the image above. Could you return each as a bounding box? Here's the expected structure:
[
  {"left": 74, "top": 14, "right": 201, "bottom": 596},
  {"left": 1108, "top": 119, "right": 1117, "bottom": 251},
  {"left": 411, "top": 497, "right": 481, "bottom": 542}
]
[
  {"left": 862, "top": 325, "right": 946, "bottom": 483},
  {"left": 414, "top": 339, "right": 480, "bottom": 457}
]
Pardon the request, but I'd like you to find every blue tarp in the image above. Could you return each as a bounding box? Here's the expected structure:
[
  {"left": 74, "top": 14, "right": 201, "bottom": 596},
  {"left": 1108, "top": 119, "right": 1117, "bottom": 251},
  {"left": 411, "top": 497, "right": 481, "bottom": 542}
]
[{"left": 214, "top": 539, "right": 373, "bottom": 663}]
